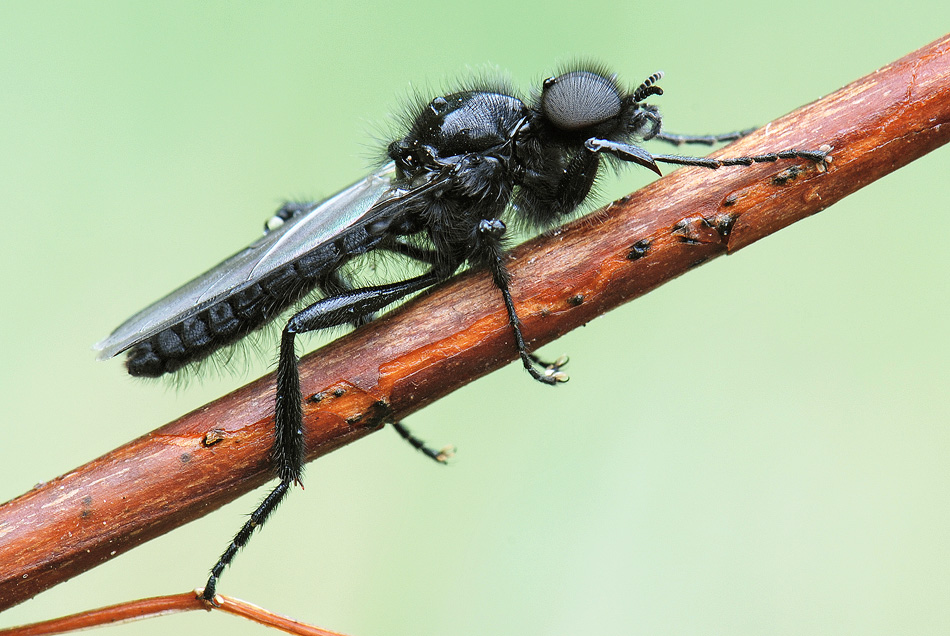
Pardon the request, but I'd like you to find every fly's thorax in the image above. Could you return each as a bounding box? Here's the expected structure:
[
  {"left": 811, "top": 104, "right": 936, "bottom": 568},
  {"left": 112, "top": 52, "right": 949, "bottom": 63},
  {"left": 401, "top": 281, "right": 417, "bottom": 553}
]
[
  {"left": 390, "top": 90, "right": 527, "bottom": 172},
  {"left": 417, "top": 90, "right": 526, "bottom": 156}
]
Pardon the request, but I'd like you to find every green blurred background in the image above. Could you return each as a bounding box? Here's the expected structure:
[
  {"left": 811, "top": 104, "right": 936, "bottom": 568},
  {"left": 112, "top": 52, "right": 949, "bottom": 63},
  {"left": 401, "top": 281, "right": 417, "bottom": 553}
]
[{"left": 2, "top": 2, "right": 948, "bottom": 635}]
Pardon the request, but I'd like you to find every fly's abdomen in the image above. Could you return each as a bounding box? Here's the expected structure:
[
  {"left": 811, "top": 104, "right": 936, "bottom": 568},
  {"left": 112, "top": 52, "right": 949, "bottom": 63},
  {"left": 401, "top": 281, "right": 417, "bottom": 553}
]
[
  {"left": 126, "top": 272, "right": 295, "bottom": 376},
  {"left": 125, "top": 242, "right": 348, "bottom": 377}
]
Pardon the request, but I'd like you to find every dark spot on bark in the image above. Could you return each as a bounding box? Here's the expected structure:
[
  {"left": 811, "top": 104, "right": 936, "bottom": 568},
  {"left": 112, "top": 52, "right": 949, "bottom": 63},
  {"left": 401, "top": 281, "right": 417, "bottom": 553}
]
[{"left": 628, "top": 239, "right": 651, "bottom": 260}]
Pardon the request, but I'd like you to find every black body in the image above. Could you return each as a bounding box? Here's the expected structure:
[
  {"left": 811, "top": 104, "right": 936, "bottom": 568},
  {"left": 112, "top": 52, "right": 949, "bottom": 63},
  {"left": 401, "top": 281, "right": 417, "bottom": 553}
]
[
  {"left": 96, "top": 65, "right": 828, "bottom": 600},
  {"left": 125, "top": 221, "right": 386, "bottom": 377}
]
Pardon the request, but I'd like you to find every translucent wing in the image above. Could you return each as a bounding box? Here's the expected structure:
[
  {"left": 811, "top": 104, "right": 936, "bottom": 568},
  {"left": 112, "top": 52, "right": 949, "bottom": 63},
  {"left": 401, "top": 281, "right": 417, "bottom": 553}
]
[{"left": 94, "top": 163, "right": 398, "bottom": 360}]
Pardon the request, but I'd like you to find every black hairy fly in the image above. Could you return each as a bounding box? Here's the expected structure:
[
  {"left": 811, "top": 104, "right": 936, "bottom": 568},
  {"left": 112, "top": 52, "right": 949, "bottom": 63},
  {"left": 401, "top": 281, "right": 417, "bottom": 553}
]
[{"left": 95, "top": 65, "right": 829, "bottom": 600}]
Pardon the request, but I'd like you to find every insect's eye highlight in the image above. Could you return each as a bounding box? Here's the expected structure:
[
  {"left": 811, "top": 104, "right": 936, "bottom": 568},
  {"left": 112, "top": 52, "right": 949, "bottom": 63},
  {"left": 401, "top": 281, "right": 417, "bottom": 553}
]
[{"left": 541, "top": 70, "right": 622, "bottom": 131}]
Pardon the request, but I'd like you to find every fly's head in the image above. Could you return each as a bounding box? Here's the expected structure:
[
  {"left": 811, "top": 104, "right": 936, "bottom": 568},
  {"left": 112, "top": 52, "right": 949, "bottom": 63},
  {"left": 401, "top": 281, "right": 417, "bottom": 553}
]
[{"left": 536, "top": 68, "right": 666, "bottom": 146}]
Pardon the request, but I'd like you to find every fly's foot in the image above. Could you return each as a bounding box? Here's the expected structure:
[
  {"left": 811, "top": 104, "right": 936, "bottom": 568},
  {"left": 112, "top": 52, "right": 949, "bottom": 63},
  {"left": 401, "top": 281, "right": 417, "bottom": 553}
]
[
  {"left": 198, "top": 585, "right": 221, "bottom": 607},
  {"left": 392, "top": 421, "right": 456, "bottom": 464},
  {"left": 529, "top": 353, "right": 570, "bottom": 383}
]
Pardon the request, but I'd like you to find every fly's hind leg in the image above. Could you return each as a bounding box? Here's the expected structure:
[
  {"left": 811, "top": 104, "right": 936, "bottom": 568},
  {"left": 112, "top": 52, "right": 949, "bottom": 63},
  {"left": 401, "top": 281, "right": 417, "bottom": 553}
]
[
  {"left": 202, "top": 270, "right": 447, "bottom": 601},
  {"left": 264, "top": 201, "right": 314, "bottom": 233},
  {"left": 320, "top": 269, "right": 374, "bottom": 327}
]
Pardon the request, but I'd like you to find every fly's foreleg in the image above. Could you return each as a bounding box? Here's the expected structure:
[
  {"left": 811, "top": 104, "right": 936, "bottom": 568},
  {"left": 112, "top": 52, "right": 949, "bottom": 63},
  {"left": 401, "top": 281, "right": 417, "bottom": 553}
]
[{"left": 652, "top": 128, "right": 757, "bottom": 146}]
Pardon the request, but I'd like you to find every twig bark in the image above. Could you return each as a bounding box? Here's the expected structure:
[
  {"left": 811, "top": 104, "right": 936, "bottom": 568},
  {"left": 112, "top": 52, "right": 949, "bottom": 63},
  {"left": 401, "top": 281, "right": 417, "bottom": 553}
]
[
  {"left": 0, "top": 592, "right": 350, "bottom": 636},
  {"left": 1, "top": 34, "right": 948, "bottom": 611}
]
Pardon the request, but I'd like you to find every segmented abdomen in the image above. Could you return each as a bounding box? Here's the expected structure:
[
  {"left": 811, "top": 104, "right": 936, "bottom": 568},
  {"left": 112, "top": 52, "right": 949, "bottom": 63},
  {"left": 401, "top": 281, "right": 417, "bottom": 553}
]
[{"left": 125, "top": 236, "right": 361, "bottom": 377}]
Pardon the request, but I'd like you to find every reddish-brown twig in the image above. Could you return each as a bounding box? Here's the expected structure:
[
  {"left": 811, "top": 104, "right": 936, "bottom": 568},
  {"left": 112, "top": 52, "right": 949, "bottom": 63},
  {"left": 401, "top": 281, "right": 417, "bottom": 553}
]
[{"left": 0, "top": 591, "right": 350, "bottom": 636}]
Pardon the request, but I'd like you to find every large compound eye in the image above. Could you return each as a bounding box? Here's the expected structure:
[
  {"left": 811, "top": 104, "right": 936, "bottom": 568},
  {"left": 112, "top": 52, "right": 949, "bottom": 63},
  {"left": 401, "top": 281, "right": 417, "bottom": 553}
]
[{"left": 541, "top": 70, "right": 621, "bottom": 131}]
